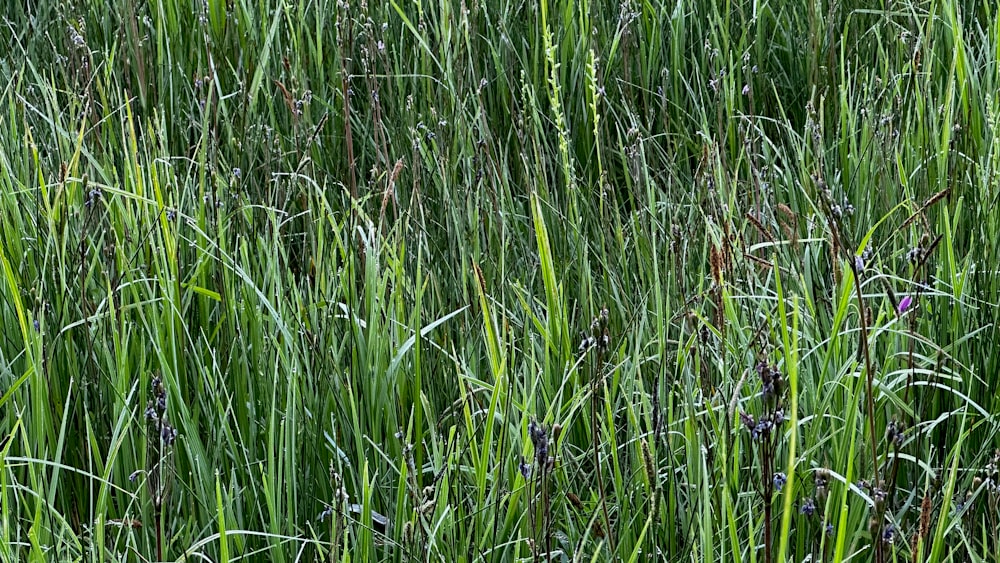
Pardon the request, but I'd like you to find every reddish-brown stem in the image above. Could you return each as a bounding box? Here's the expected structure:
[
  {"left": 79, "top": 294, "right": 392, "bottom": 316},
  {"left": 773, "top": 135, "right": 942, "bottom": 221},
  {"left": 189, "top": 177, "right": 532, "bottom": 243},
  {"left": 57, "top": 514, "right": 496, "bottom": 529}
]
[{"left": 848, "top": 260, "right": 883, "bottom": 563}]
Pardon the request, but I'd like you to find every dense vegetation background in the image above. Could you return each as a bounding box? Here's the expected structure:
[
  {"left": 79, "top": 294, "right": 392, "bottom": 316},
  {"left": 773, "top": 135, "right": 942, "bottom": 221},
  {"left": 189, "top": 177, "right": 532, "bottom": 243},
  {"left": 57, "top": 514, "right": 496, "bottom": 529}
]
[{"left": 2, "top": 0, "right": 999, "bottom": 561}]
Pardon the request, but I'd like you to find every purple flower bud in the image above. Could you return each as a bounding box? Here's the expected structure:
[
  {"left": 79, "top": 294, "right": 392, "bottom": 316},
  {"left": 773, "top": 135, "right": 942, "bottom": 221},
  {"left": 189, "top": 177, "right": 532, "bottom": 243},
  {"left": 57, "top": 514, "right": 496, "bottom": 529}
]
[{"left": 898, "top": 295, "right": 914, "bottom": 314}]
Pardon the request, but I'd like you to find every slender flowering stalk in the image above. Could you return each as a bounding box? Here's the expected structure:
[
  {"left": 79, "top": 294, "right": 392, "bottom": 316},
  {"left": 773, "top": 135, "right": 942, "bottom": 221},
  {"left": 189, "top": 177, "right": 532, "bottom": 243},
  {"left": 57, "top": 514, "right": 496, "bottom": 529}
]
[
  {"left": 741, "top": 360, "right": 788, "bottom": 563},
  {"left": 145, "top": 375, "right": 178, "bottom": 561},
  {"left": 580, "top": 307, "right": 613, "bottom": 551}
]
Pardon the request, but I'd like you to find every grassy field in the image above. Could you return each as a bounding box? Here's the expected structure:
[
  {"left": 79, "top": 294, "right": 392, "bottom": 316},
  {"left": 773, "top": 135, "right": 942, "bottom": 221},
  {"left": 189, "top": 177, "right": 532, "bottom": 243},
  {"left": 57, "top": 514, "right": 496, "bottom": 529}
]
[{"left": 2, "top": 0, "right": 1000, "bottom": 561}]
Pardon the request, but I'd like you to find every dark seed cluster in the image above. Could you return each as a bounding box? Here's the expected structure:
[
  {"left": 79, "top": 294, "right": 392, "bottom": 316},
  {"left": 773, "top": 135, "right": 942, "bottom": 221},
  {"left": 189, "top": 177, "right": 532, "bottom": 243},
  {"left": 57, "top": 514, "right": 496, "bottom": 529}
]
[
  {"left": 795, "top": 468, "right": 838, "bottom": 545},
  {"left": 773, "top": 472, "right": 787, "bottom": 491},
  {"left": 881, "top": 524, "right": 896, "bottom": 545},
  {"left": 905, "top": 234, "right": 930, "bottom": 266},
  {"left": 855, "top": 245, "right": 874, "bottom": 272},
  {"left": 985, "top": 449, "right": 1000, "bottom": 492},
  {"left": 85, "top": 188, "right": 102, "bottom": 208},
  {"left": 579, "top": 306, "right": 610, "bottom": 354},
  {"left": 757, "top": 361, "right": 784, "bottom": 405},
  {"left": 740, "top": 409, "right": 786, "bottom": 441},
  {"left": 145, "top": 376, "right": 177, "bottom": 447},
  {"left": 814, "top": 469, "right": 830, "bottom": 502},
  {"left": 884, "top": 419, "right": 905, "bottom": 449},
  {"left": 528, "top": 420, "right": 553, "bottom": 472}
]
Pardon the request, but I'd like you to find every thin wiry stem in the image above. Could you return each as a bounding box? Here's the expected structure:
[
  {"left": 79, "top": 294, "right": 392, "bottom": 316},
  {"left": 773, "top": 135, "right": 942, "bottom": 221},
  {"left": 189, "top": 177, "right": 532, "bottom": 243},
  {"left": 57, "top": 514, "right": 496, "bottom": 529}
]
[
  {"left": 592, "top": 348, "right": 613, "bottom": 556},
  {"left": 848, "top": 259, "right": 883, "bottom": 563}
]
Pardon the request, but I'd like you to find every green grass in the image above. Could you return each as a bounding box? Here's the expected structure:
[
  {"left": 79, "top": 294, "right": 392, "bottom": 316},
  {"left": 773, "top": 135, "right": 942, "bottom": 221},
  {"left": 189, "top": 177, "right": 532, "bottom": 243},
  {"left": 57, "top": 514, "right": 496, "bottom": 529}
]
[{"left": 2, "top": 0, "right": 1000, "bottom": 561}]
